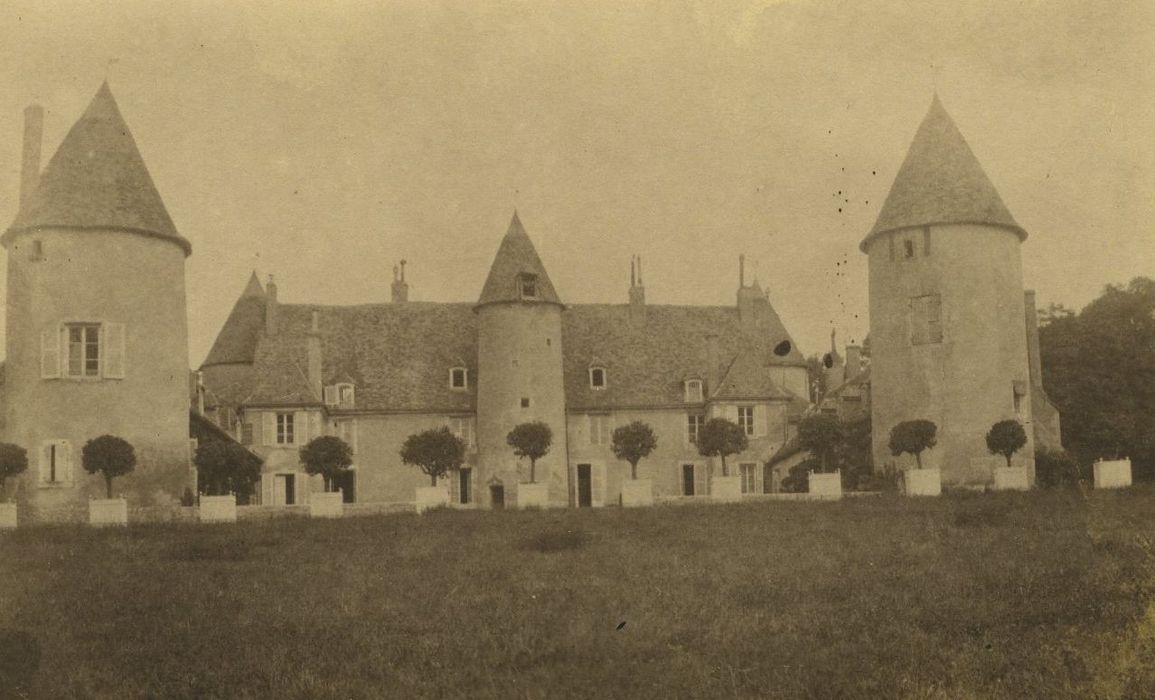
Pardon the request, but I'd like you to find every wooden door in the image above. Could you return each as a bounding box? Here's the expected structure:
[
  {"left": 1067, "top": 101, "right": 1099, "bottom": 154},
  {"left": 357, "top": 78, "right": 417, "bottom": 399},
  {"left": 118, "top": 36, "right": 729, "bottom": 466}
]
[{"left": 577, "top": 464, "right": 593, "bottom": 507}]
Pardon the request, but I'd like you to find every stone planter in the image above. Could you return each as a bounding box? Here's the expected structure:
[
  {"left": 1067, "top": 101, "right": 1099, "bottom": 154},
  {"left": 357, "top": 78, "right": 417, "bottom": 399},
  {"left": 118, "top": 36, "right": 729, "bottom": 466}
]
[
  {"left": 310, "top": 491, "right": 344, "bottom": 518},
  {"left": 0, "top": 502, "right": 16, "bottom": 530},
  {"left": 517, "top": 482, "right": 550, "bottom": 509},
  {"left": 808, "top": 471, "right": 843, "bottom": 499},
  {"left": 1094, "top": 459, "right": 1132, "bottom": 489},
  {"left": 620, "top": 479, "right": 654, "bottom": 508},
  {"left": 993, "top": 466, "right": 1030, "bottom": 491},
  {"left": 711, "top": 475, "right": 742, "bottom": 503},
  {"left": 199, "top": 495, "right": 237, "bottom": 523},
  {"left": 89, "top": 498, "right": 128, "bottom": 527},
  {"left": 904, "top": 468, "right": 942, "bottom": 497},
  {"left": 415, "top": 485, "right": 449, "bottom": 514}
]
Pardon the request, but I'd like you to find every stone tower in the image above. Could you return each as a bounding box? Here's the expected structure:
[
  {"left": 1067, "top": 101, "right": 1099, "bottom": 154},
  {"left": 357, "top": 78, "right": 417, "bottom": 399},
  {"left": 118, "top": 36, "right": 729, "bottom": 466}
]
[
  {"left": 1, "top": 83, "right": 193, "bottom": 520},
  {"left": 862, "top": 96, "right": 1036, "bottom": 486},
  {"left": 474, "top": 212, "right": 568, "bottom": 506}
]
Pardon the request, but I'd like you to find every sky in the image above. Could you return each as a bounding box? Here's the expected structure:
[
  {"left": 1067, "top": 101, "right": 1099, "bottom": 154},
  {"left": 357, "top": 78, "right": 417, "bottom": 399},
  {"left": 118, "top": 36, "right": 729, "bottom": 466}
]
[{"left": 0, "top": 0, "right": 1151, "bottom": 367}]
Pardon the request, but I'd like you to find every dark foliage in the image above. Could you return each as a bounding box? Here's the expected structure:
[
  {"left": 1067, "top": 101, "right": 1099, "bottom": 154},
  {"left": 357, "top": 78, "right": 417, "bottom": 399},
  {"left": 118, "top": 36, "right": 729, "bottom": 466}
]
[
  {"left": 797, "top": 414, "right": 842, "bottom": 472},
  {"left": 696, "top": 418, "right": 748, "bottom": 476},
  {"left": 611, "top": 421, "right": 658, "bottom": 480},
  {"left": 0, "top": 442, "right": 28, "bottom": 497},
  {"left": 400, "top": 427, "right": 465, "bottom": 487},
  {"left": 506, "top": 422, "right": 553, "bottom": 484},
  {"left": 985, "top": 420, "right": 1028, "bottom": 467},
  {"left": 1035, "top": 449, "right": 1088, "bottom": 488},
  {"left": 195, "top": 441, "right": 261, "bottom": 497},
  {"left": 299, "top": 436, "right": 354, "bottom": 492},
  {"left": 888, "top": 420, "right": 938, "bottom": 469},
  {"left": 81, "top": 435, "right": 136, "bottom": 499}
]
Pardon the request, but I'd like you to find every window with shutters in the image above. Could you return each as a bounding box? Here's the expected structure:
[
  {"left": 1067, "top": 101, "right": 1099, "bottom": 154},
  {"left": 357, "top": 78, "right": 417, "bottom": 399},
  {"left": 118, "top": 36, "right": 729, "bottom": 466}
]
[
  {"left": 910, "top": 294, "right": 943, "bottom": 345},
  {"left": 448, "top": 416, "right": 475, "bottom": 449},
  {"left": 682, "top": 462, "right": 708, "bottom": 496},
  {"left": 740, "top": 462, "right": 760, "bottom": 494},
  {"left": 588, "top": 414, "right": 611, "bottom": 446},
  {"left": 738, "top": 406, "right": 755, "bottom": 436},
  {"left": 39, "top": 440, "right": 73, "bottom": 486},
  {"left": 41, "top": 322, "right": 125, "bottom": 380},
  {"left": 65, "top": 324, "right": 100, "bottom": 377},
  {"left": 686, "top": 413, "right": 705, "bottom": 445},
  {"left": 276, "top": 413, "right": 295, "bottom": 445}
]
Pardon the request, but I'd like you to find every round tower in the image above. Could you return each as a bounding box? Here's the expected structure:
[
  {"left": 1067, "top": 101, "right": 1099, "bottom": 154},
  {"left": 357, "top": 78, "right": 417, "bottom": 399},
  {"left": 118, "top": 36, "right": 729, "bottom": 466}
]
[
  {"left": 2, "top": 83, "right": 193, "bottom": 520},
  {"left": 474, "top": 213, "right": 569, "bottom": 507},
  {"left": 863, "top": 96, "right": 1034, "bottom": 486}
]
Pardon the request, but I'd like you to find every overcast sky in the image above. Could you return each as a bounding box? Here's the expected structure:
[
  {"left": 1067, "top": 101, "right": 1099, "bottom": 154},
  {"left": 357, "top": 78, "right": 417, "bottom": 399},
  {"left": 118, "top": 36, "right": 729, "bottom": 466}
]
[{"left": 0, "top": 0, "right": 1151, "bottom": 367}]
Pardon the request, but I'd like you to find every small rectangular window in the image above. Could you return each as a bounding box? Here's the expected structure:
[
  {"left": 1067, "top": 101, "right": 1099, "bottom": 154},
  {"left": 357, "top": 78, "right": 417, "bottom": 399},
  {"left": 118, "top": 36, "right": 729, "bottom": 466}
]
[
  {"left": 738, "top": 406, "right": 755, "bottom": 436},
  {"left": 740, "top": 463, "right": 760, "bottom": 494},
  {"left": 589, "top": 367, "right": 606, "bottom": 389},
  {"left": 450, "top": 368, "right": 467, "bottom": 389},
  {"left": 276, "top": 413, "right": 295, "bottom": 445},
  {"left": 520, "top": 397, "right": 530, "bottom": 408},
  {"left": 337, "top": 383, "right": 355, "bottom": 407},
  {"left": 686, "top": 414, "right": 705, "bottom": 444}
]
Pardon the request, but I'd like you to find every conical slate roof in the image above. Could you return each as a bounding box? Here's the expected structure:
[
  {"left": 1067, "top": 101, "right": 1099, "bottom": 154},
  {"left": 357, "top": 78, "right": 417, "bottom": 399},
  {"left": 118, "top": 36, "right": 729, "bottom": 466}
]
[
  {"left": 202, "top": 272, "right": 266, "bottom": 367},
  {"left": 4, "top": 82, "right": 191, "bottom": 255},
  {"left": 861, "top": 96, "right": 1025, "bottom": 252},
  {"left": 476, "top": 212, "right": 563, "bottom": 308}
]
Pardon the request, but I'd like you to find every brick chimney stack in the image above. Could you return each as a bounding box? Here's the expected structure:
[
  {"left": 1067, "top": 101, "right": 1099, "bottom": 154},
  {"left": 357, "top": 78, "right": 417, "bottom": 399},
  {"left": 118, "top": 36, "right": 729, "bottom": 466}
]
[
  {"left": 392, "top": 260, "right": 409, "bottom": 303},
  {"left": 265, "top": 275, "right": 278, "bottom": 335},
  {"left": 307, "top": 308, "right": 323, "bottom": 400},
  {"left": 628, "top": 255, "right": 646, "bottom": 321}
]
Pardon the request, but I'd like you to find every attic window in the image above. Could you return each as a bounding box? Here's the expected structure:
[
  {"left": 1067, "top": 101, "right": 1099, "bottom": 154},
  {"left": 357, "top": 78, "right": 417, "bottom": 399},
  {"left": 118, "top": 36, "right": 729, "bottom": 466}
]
[
  {"left": 337, "top": 383, "right": 355, "bottom": 408},
  {"left": 684, "top": 379, "right": 704, "bottom": 403},
  {"left": 589, "top": 366, "right": 606, "bottom": 390},
  {"left": 450, "top": 367, "right": 468, "bottom": 390},
  {"left": 519, "top": 273, "right": 538, "bottom": 299}
]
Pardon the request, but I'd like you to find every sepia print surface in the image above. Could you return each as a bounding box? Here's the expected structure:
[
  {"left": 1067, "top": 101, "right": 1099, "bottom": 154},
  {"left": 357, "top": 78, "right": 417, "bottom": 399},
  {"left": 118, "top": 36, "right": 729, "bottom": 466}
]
[{"left": 0, "top": 1, "right": 1152, "bottom": 698}]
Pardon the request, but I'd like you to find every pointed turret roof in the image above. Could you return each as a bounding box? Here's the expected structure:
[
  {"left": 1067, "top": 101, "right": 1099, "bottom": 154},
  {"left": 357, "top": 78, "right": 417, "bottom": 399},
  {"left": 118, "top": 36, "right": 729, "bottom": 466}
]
[
  {"left": 202, "top": 272, "right": 266, "bottom": 367},
  {"left": 476, "top": 212, "right": 563, "bottom": 308},
  {"left": 4, "top": 82, "right": 191, "bottom": 255},
  {"left": 861, "top": 96, "right": 1025, "bottom": 252}
]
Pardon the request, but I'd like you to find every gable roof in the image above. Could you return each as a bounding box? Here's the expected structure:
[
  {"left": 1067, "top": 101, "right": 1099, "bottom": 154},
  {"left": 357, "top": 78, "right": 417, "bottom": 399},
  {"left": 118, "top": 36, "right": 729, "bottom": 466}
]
[
  {"left": 861, "top": 96, "right": 1025, "bottom": 252},
  {"left": 4, "top": 82, "right": 190, "bottom": 255},
  {"left": 202, "top": 272, "right": 267, "bottom": 367},
  {"left": 476, "top": 212, "right": 563, "bottom": 308}
]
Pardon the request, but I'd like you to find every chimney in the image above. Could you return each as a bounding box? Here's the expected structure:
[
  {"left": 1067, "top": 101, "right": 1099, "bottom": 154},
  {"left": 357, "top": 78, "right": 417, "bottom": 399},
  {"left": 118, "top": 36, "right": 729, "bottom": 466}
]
[
  {"left": 629, "top": 255, "right": 646, "bottom": 321},
  {"left": 392, "top": 260, "right": 409, "bottom": 303},
  {"left": 706, "top": 334, "right": 720, "bottom": 396},
  {"left": 265, "top": 275, "right": 278, "bottom": 335},
  {"left": 307, "top": 309, "right": 323, "bottom": 401},
  {"left": 1024, "top": 290, "right": 1044, "bottom": 390},
  {"left": 845, "top": 345, "right": 863, "bottom": 381},
  {"left": 20, "top": 104, "right": 43, "bottom": 211},
  {"left": 737, "top": 254, "right": 763, "bottom": 328},
  {"left": 195, "top": 371, "right": 206, "bottom": 416},
  {"left": 739, "top": 254, "right": 746, "bottom": 288}
]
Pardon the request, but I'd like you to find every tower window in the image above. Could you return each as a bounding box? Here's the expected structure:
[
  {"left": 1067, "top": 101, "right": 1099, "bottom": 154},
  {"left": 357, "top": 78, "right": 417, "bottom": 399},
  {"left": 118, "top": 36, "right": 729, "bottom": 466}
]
[
  {"left": 519, "top": 273, "right": 539, "bottom": 299},
  {"left": 589, "top": 366, "right": 606, "bottom": 389},
  {"left": 910, "top": 294, "right": 943, "bottom": 345},
  {"left": 450, "top": 367, "right": 468, "bottom": 390},
  {"left": 520, "top": 397, "right": 530, "bottom": 408},
  {"left": 65, "top": 324, "right": 101, "bottom": 377},
  {"left": 903, "top": 239, "right": 915, "bottom": 259}
]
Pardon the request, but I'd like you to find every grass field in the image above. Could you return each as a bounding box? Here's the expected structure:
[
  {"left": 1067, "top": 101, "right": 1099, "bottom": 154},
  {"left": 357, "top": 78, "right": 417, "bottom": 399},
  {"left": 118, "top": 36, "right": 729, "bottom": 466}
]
[{"left": 3, "top": 489, "right": 1155, "bottom": 699}]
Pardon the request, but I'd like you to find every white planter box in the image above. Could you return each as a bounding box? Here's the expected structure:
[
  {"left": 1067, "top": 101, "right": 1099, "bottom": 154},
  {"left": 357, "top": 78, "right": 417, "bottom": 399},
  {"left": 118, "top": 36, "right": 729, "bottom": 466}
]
[
  {"left": 89, "top": 498, "right": 128, "bottom": 527},
  {"left": 1094, "top": 459, "right": 1132, "bottom": 489},
  {"left": 517, "top": 482, "right": 550, "bottom": 509},
  {"left": 310, "top": 491, "right": 344, "bottom": 518},
  {"left": 808, "top": 471, "right": 843, "bottom": 499},
  {"left": 993, "top": 466, "right": 1030, "bottom": 491},
  {"left": 199, "top": 495, "right": 237, "bottom": 523},
  {"left": 904, "top": 468, "right": 942, "bottom": 497},
  {"left": 415, "top": 485, "right": 449, "bottom": 514},
  {"left": 0, "top": 503, "right": 16, "bottom": 529},
  {"left": 621, "top": 479, "right": 654, "bottom": 508},
  {"left": 711, "top": 475, "right": 742, "bottom": 503}
]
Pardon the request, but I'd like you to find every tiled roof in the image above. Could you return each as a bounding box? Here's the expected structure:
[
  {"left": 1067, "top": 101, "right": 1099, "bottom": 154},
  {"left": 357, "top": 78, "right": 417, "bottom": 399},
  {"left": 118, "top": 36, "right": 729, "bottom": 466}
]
[
  {"left": 202, "top": 273, "right": 266, "bottom": 367},
  {"left": 4, "top": 82, "right": 190, "bottom": 255},
  {"left": 202, "top": 294, "right": 807, "bottom": 412},
  {"left": 476, "top": 213, "right": 562, "bottom": 307},
  {"left": 861, "top": 95, "right": 1025, "bottom": 252}
]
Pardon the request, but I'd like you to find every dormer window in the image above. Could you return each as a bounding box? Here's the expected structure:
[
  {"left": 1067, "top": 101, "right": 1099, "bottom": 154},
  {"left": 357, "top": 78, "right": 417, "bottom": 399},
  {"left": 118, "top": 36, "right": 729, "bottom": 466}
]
[
  {"left": 519, "top": 273, "right": 538, "bottom": 299},
  {"left": 337, "top": 383, "right": 355, "bottom": 408},
  {"left": 450, "top": 367, "right": 468, "bottom": 390},
  {"left": 684, "top": 379, "right": 704, "bottom": 403},
  {"left": 589, "top": 366, "right": 607, "bottom": 390}
]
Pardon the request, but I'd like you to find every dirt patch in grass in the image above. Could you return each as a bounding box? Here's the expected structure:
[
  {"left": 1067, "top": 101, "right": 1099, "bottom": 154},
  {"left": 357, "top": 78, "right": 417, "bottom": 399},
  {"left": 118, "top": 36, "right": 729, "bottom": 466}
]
[{"left": 523, "top": 528, "right": 592, "bottom": 553}]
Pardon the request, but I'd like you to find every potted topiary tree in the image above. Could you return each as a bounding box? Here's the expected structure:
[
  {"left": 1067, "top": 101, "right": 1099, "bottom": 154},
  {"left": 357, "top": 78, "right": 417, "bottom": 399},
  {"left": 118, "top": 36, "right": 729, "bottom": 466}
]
[
  {"left": 506, "top": 422, "right": 552, "bottom": 508},
  {"left": 81, "top": 435, "right": 136, "bottom": 526},
  {"left": 401, "top": 427, "right": 465, "bottom": 513},
  {"left": 797, "top": 414, "right": 844, "bottom": 499},
  {"left": 300, "top": 435, "right": 354, "bottom": 518},
  {"left": 696, "top": 417, "right": 748, "bottom": 502},
  {"left": 888, "top": 419, "right": 940, "bottom": 496},
  {"left": 986, "top": 419, "right": 1030, "bottom": 491},
  {"left": 611, "top": 421, "right": 657, "bottom": 507},
  {"left": 0, "top": 443, "right": 28, "bottom": 529},
  {"left": 194, "top": 440, "right": 261, "bottom": 522}
]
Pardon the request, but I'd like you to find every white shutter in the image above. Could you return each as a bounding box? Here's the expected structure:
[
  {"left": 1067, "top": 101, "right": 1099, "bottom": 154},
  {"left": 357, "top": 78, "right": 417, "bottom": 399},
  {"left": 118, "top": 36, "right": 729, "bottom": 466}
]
[
  {"left": 592, "top": 463, "right": 605, "bottom": 506},
  {"left": 103, "top": 323, "right": 126, "bottom": 379},
  {"left": 263, "top": 412, "right": 276, "bottom": 446},
  {"left": 448, "top": 469, "right": 460, "bottom": 504},
  {"left": 59, "top": 441, "right": 73, "bottom": 483},
  {"left": 261, "top": 473, "right": 275, "bottom": 505},
  {"left": 39, "top": 442, "right": 52, "bottom": 483},
  {"left": 309, "top": 412, "right": 322, "bottom": 444},
  {"left": 294, "top": 412, "right": 308, "bottom": 444},
  {"left": 40, "top": 328, "right": 61, "bottom": 378},
  {"left": 323, "top": 385, "right": 337, "bottom": 406},
  {"left": 754, "top": 405, "right": 767, "bottom": 438},
  {"left": 695, "top": 463, "right": 708, "bottom": 496}
]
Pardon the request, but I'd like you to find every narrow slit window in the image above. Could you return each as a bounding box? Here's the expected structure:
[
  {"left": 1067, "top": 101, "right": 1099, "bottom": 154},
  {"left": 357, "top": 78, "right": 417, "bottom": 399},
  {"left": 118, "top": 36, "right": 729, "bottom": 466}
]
[{"left": 519, "top": 273, "right": 539, "bottom": 299}]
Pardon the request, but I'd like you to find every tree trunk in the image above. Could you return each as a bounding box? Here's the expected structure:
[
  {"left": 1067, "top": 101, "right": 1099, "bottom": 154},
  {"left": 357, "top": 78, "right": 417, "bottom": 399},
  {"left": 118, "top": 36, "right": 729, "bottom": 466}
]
[
  {"left": 430, "top": 473, "right": 437, "bottom": 487},
  {"left": 105, "top": 474, "right": 113, "bottom": 499},
  {"left": 631, "top": 461, "right": 638, "bottom": 480},
  {"left": 820, "top": 451, "right": 828, "bottom": 472},
  {"left": 721, "top": 455, "right": 728, "bottom": 477},
  {"left": 1005, "top": 454, "right": 1013, "bottom": 468},
  {"left": 324, "top": 475, "right": 331, "bottom": 493},
  {"left": 530, "top": 458, "right": 536, "bottom": 484},
  {"left": 915, "top": 451, "right": 923, "bottom": 469}
]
